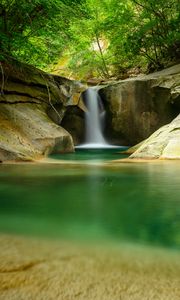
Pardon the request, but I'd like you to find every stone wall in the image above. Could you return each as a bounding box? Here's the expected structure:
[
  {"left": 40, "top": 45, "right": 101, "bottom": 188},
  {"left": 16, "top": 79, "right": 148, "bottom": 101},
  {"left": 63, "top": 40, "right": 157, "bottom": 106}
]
[{"left": 99, "top": 64, "right": 180, "bottom": 145}]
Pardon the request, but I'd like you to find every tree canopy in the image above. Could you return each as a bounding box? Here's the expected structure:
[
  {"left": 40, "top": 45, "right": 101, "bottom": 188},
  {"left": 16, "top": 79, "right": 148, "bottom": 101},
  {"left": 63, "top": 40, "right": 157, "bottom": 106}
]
[
  {"left": 0, "top": 0, "right": 86, "bottom": 67},
  {"left": 0, "top": 0, "right": 179, "bottom": 79}
]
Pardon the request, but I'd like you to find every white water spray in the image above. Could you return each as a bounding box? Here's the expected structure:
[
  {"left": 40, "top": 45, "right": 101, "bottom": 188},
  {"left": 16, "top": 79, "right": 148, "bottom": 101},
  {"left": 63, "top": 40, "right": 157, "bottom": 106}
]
[
  {"left": 85, "top": 88, "right": 107, "bottom": 146},
  {"left": 77, "top": 88, "right": 121, "bottom": 149},
  {"left": 75, "top": 87, "right": 128, "bottom": 150}
]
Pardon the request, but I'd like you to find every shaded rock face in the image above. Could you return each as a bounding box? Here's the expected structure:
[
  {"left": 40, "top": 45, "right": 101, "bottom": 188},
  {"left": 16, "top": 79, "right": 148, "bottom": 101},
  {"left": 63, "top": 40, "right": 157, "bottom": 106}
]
[
  {"left": 99, "top": 64, "right": 180, "bottom": 145},
  {"left": 45, "top": 78, "right": 87, "bottom": 146},
  {"left": 129, "top": 114, "right": 180, "bottom": 159},
  {"left": 61, "top": 106, "right": 85, "bottom": 145},
  {"left": 0, "top": 58, "right": 86, "bottom": 161}
]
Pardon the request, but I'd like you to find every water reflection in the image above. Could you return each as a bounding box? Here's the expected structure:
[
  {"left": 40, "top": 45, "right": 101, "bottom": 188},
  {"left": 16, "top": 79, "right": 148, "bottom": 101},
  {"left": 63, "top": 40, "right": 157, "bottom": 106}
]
[{"left": 0, "top": 161, "right": 179, "bottom": 249}]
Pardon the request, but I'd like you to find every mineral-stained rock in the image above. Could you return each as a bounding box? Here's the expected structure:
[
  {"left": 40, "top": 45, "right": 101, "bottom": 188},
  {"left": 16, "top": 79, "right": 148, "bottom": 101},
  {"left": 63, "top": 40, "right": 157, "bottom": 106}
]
[
  {"left": 129, "top": 114, "right": 180, "bottom": 159},
  {"left": 0, "top": 103, "right": 74, "bottom": 161},
  {"left": 0, "top": 57, "right": 87, "bottom": 161},
  {"left": 99, "top": 64, "right": 180, "bottom": 145}
]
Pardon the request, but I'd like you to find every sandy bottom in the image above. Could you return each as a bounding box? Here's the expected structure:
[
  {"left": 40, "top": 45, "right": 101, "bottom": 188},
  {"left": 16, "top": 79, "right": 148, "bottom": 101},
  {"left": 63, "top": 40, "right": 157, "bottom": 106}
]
[{"left": 0, "top": 234, "right": 180, "bottom": 300}]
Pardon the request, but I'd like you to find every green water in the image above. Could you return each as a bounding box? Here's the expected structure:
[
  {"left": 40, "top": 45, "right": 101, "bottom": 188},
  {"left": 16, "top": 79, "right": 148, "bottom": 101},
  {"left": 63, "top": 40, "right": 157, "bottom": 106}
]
[
  {"left": 51, "top": 148, "right": 128, "bottom": 161},
  {"left": 0, "top": 150, "right": 179, "bottom": 250}
]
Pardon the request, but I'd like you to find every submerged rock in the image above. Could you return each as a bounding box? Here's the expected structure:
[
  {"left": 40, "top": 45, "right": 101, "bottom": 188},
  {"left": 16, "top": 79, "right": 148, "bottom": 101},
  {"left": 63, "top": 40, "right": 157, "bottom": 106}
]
[
  {"left": 129, "top": 114, "right": 180, "bottom": 159},
  {"left": 0, "top": 58, "right": 86, "bottom": 161},
  {"left": 0, "top": 234, "right": 180, "bottom": 300},
  {"left": 99, "top": 64, "right": 180, "bottom": 145}
]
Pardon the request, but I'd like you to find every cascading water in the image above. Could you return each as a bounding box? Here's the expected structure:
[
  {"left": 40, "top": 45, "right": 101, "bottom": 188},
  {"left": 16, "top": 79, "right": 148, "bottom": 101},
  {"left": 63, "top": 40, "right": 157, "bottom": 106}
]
[
  {"left": 75, "top": 87, "right": 127, "bottom": 150},
  {"left": 85, "top": 88, "right": 107, "bottom": 147},
  {"left": 76, "top": 87, "right": 120, "bottom": 149}
]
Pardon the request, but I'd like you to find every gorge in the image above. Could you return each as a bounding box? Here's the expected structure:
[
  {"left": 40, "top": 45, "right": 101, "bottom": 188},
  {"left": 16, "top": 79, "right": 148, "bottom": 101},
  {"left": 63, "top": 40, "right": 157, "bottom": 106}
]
[{"left": 0, "top": 58, "right": 180, "bottom": 162}]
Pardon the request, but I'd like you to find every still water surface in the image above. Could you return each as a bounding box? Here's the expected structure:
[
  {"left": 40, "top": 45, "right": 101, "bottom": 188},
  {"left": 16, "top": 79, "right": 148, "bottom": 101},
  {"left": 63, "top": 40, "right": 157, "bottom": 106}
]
[{"left": 0, "top": 150, "right": 179, "bottom": 250}]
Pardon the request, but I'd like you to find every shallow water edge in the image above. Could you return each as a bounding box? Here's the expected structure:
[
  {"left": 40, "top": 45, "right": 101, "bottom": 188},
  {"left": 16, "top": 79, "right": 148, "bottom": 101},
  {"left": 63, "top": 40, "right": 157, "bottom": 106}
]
[{"left": 0, "top": 233, "right": 180, "bottom": 300}]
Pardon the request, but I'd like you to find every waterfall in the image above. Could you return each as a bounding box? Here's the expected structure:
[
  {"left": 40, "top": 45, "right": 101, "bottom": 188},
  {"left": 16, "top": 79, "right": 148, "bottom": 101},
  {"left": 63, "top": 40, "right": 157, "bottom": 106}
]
[
  {"left": 76, "top": 87, "right": 122, "bottom": 149},
  {"left": 85, "top": 88, "right": 107, "bottom": 146},
  {"left": 77, "top": 87, "right": 109, "bottom": 149}
]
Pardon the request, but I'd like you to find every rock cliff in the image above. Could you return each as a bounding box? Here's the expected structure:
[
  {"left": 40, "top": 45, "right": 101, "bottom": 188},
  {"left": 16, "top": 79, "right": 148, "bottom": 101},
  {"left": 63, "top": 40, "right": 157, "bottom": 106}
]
[
  {"left": 0, "top": 58, "right": 86, "bottom": 162},
  {"left": 0, "top": 58, "right": 179, "bottom": 162},
  {"left": 99, "top": 64, "right": 180, "bottom": 145}
]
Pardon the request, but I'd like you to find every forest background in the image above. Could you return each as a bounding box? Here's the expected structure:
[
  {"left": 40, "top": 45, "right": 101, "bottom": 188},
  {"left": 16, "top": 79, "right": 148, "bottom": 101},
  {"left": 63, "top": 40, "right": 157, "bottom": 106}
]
[{"left": 0, "top": 0, "right": 179, "bottom": 80}]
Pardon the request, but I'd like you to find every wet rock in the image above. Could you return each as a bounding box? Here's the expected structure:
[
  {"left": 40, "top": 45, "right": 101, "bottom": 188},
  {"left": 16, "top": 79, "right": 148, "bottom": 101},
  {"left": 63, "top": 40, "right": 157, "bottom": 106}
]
[
  {"left": 129, "top": 114, "right": 180, "bottom": 159},
  {"left": 0, "top": 234, "right": 180, "bottom": 300},
  {"left": 0, "top": 103, "right": 74, "bottom": 162},
  {"left": 61, "top": 106, "right": 85, "bottom": 145},
  {"left": 99, "top": 64, "right": 180, "bottom": 145},
  {"left": 0, "top": 58, "right": 87, "bottom": 161}
]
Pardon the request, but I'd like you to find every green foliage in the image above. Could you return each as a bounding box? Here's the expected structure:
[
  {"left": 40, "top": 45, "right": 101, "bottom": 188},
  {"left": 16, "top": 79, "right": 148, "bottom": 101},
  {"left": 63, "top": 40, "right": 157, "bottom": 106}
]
[
  {"left": 126, "top": 0, "right": 180, "bottom": 70},
  {"left": 65, "top": 0, "right": 112, "bottom": 79},
  {"left": 0, "top": 0, "right": 86, "bottom": 68},
  {"left": 61, "top": 0, "right": 180, "bottom": 79},
  {"left": 0, "top": 0, "right": 179, "bottom": 77}
]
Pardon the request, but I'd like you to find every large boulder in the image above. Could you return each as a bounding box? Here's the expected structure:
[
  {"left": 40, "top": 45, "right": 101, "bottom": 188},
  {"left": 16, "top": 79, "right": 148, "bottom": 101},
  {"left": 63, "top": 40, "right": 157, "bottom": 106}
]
[
  {"left": 129, "top": 114, "right": 180, "bottom": 159},
  {"left": 0, "top": 58, "right": 86, "bottom": 161},
  {"left": 0, "top": 103, "right": 74, "bottom": 161},
  {"left": 99, "top": 64, "right": 180, "bottom": 145}
]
